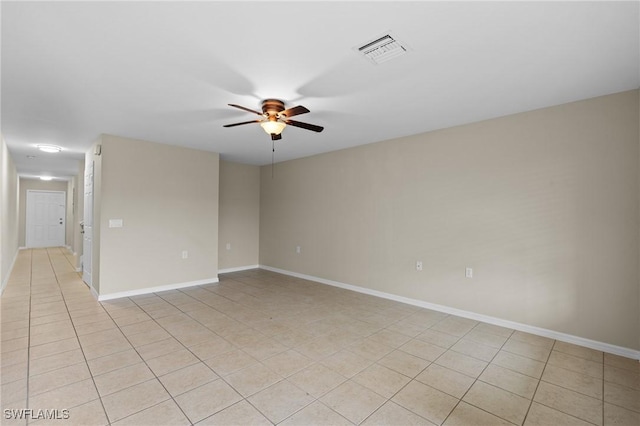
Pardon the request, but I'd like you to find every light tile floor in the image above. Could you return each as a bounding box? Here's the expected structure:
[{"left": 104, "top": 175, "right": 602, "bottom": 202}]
[{"left": 1, "top": 248, "right": 639, "bottom": 425}]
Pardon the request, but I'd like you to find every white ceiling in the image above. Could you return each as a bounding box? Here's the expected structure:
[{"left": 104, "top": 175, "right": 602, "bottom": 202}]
[{"left": 2, "top": 1, "right": 639, "bottom": 179}]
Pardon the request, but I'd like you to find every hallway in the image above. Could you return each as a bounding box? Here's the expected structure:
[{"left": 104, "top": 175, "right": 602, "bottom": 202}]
[{"left": 1, "top": 248, "right": 639, "bottom": 425}]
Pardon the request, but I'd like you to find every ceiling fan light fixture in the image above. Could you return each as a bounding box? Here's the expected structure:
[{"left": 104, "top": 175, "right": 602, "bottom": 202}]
[{"left": 260, "top": 120, "right": 286, "bottom": 135}]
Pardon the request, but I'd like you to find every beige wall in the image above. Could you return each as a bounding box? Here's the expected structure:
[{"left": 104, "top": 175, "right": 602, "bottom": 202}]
[
  {"left": 1, "top": 136, "right": 20, "bottom": 292},
  {"left": 218, "top": 160, "right": 260, "bottom": 270},
  {"left": 18, "top": 178, "right": 68, "bottom": 247},
  {"left": 260, "top": 90, "right": 640, "bottom": 350},
  {"left": 95, "top": 134, "right": 219, "bottom": 296}
]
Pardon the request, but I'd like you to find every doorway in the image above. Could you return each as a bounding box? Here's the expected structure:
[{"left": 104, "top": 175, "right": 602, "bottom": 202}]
[{"left": 26, "top": 190, "right": 66, "bottom": 248}]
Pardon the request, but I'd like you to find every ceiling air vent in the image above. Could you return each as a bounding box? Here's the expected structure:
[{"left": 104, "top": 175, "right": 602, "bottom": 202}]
[{"left": 357, "top": 34, "right": 408, "bottom": 65}]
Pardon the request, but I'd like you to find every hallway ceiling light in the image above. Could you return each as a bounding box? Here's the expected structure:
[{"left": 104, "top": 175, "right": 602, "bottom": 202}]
[
  {"left": 37, "top": 144, "right": 62, "bottom": 153},
  {"left": 39, "top": 176, "right": 53, "bottom": 181}
]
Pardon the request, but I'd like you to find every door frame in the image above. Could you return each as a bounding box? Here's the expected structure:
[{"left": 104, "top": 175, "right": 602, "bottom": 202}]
[{"left": 25, "top": 190, "right": 67, "bottom": 248}]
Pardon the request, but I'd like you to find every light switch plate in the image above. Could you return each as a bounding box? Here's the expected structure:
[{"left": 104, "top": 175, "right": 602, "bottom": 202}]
[{"left": 109, "top": 219, "right": 123, "bottom": 228}]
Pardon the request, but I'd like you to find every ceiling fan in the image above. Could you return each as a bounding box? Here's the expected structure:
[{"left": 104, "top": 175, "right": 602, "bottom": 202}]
[{"left": 223, "top": 99, "right": 324, "bottom": 140}]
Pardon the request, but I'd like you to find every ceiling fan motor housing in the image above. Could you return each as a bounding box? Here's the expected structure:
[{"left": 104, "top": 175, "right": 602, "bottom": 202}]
[{"left": 262, "top": 99, "right": 285, "bottom": 116}]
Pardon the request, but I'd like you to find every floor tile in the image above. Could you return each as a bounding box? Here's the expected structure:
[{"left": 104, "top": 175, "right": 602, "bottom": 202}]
[
  {"left": 111, "top": 399, "right": 190, "bottom": 426},
  {"left": 492, "top": 350, "right": 546, "bottom": 378},
  {"left": 135, "top": 337, "right": 184, "bottom": 361},
  {"left": 279, "top": 400, "right": 351, "bottom": 426},
  {"left": 548, "top": 350, "right": 603, "bottom": 379},
  {"left": 553, "top": 341, "right": 603, "bottom": 363},
  {"left": 400, "top": 339, "right": 447, "bottom": 362},
  {"left": 352, "top": 363, "right": 411, "bottom": 398},
  {"left": 29, "top": 363, "right": 91, "bottom": 396},
  {"left": 30, "top": 398, "right": 109, "bottom": 426},
  {"left": 146, "top": 348, "right": 199, "bottom": 376},
  {"left": 435, "top": 350, "right": 488, "bottom": 378},
  {"left": 321, "top": 380, "right": 386, "bottom": 424},
  {"left": 604, "top": 402, "right": 640, "bottom": 426},
  {"left": 604, "top": 381, "right": 640, "bottom": 413},
  {"left": 4, "top": 251, "right": 640, "bottom": 426},
  {"left": 463, "top": 381, "right": 530, "bottom": 424},
  {"left": 464, "top": 328, "right": 509, "bottom": 349},
  {"left": 28, "top": 379, "right": 99, "bottom": 414},
  {"left": 263, "top": 349, "right": 314, "bottom": 378},
  {"left": 159, "top": 362, "right": 219, "bottom": 397},
  {"left": 196, "top": 400, "right": 272, "bottom": 426},
  {"left": 524, "top": 402, "right": 593, "bottom": 426},
  {"left": 363, "top": 401, "right": 435, "bottom": 425},
  {"left": 444, "top": 401, "right": 513, "bottom": 426},
  {"left": 510, "top": 331, "right": 554, "bottom": 349},
  {"left": 502, "top": 339, "right": 551, "bottom": 363},
  {"left": 320, "top": 349, "right": 372, "bottom": 378},
  {"left": 205, "top": 349, "right": 258, "bottom": 376},
  {"left": 533, "top": 381, "right": 602, "bottom": 425},
  {"left": 451, "top": 338, "right": 499, "bottom": 362},
  {"left": 174, "top": 379, "right": 242, "bottom": 423},
  {"left": 224, "top": 362, "right": 282, "bottom": 397},
  {"left": 415, "top": 363, "right": 475, "bottom": 399},
  {"left": 378, "top": 349, "right": 431, "bottom": 378},
  {"left": 480, "top": 363, "right": 539, "bottom": 399},
  {"left": 101, "top": 379, "right": 171, "bottom": 423},
  {"left": 87, "top": 349, "right": 143, "bottom": 376},
  {"left": 430, "top": 316, "right": 477, "bottom": 337},
  {"left": 188, "top": 337, "right": 235, "bottom": 361},
  {"left": 29, "top": 337, "right": 80, "bottom": 360},
  {"left": 542, "top": 364, "right": 603, "bottom": 399},
  {"left": 392, "top": 379, "right": 458, "bottom": 425},
  {"left": 289, "top": 363, "right": 347, "bottom": 398},
  {"left": 93, "top": 362, "right": 155, "bottom": 396},
  {"left": 605, "top": 364, "right": 640, "bottom": 390},
  {"left": 247, "top": 380, "right": 314, "bottom": 423},
  {"left": 416, "top": 329, "right": 460, "bottom": 349},
  {"left": 604, "top": 353, "right": 640, "bottom": 373},
  {"left": 29, "top": 349, "right": 85, "bottom": 376}
]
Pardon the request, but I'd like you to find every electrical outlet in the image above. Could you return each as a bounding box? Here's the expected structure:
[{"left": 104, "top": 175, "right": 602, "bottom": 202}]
[
  {"left": 465, "top": 267, "right": 473, "bottom": 278},
  {"left": 296, "top": 246, "right": 301, "bottom": 254},
  {"left": 416, "top": 261, "right": 423, "bottom": 271},
  {"left": 226, "top": 243, "right": 231, "bottom": 251},
  {"left": 182, "top": 250, "right": 188, "bottom": 259}
]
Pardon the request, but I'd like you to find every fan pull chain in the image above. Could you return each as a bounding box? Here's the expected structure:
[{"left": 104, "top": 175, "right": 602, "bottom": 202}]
[{"left": 271, "top": 139, "right": 275, "bottom": 179}]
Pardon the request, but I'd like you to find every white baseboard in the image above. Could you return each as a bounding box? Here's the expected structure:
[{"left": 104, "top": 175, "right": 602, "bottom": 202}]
[
  {"left": 97, "top": 277, "right": 220, "bottom": 301},
  {"left": 90, "top": 284, "right": 99, "bottom": 300},
  {"left": 218, "top": 265, "right": 260, "bottom": 274},
  {"left": 260, "top": 265, "right": 640, "bottom": 361},
  {"left": 0, "top": 249, "right": 19, "bottom": 296}
]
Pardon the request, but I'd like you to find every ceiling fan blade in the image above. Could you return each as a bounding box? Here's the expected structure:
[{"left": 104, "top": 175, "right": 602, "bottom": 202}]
[
  {"left": 280, "top": 105, "right": 310, "bottom": 118},
  {"left": 228, "top": 104, "right": 263, "bottom": 116},
  {"left": 271, "top": 133, "right": 282, "bottom": 141},
  {"left": 223, "top": 119, "right": 262, "bottom": 128},
  {"left": 284, "top": 119, "right": 324, "bottom": 132}
]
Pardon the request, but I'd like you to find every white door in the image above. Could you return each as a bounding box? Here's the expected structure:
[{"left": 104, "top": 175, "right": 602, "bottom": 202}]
[
  {"left": 26, "top": 190, "right": 66, "bottom": 248},
  {"left": 82, "top": 161, "right": 94, "bottom": 287}
]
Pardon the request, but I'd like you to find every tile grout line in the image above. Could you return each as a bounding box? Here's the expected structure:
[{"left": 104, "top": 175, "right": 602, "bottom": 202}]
[
  {"left": 438, "top": 323, "right": 517, "bottom": 426},
  {"left": 43, "top": 247, "right": 112, "bottom": 426},
  {"left": 520, "top": 338, "right": 556, "bottom": 425},
  {"left": 100, "top": 297, "right": 197, "bottom": 424}
]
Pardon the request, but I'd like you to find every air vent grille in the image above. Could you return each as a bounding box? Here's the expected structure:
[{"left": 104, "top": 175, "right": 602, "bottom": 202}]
[{"left": 358, "top": 34, "right": 407, "bottom": 65}]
